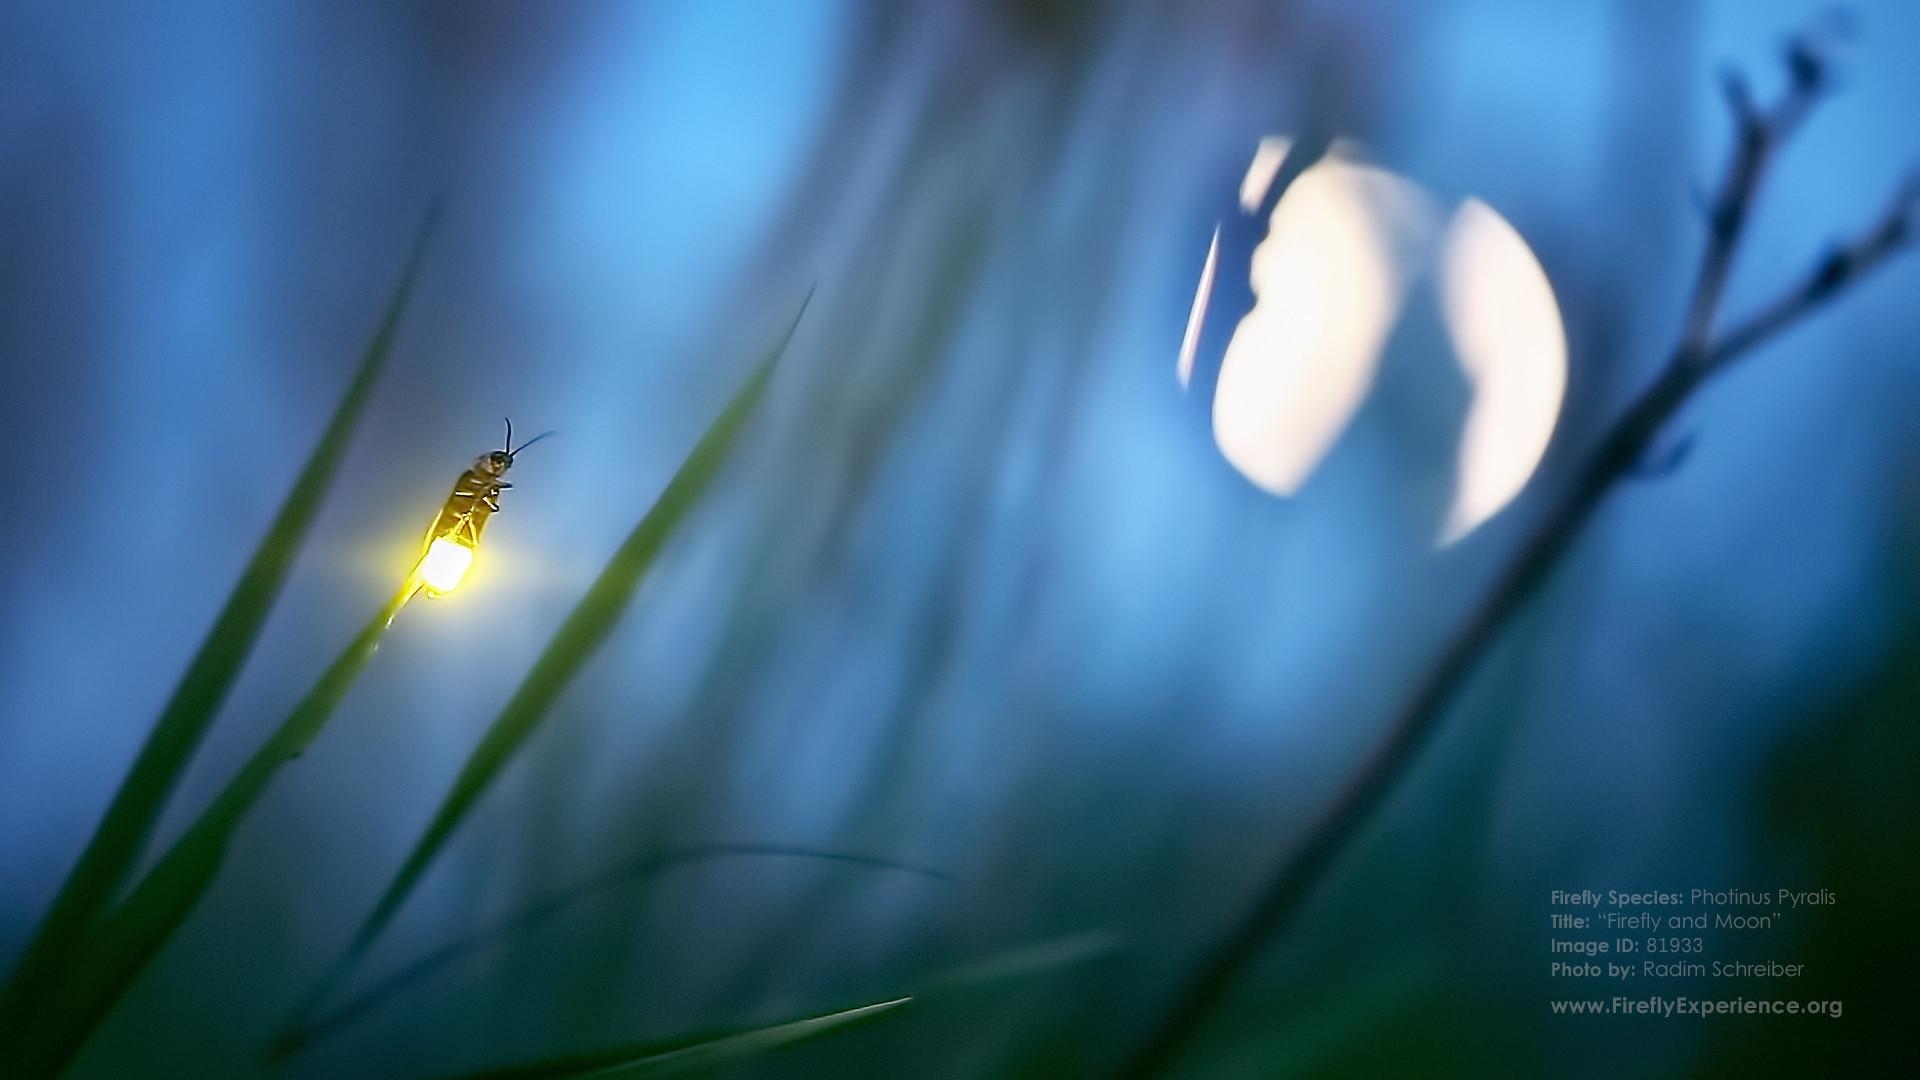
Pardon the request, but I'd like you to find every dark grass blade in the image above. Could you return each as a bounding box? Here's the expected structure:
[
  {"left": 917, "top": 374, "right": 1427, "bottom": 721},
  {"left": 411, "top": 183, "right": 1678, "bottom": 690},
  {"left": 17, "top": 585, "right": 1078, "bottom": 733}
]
[
  {"left": 441, "top": 998, "right": 913, "bottom": 1080},
  {"left": 428, "top": 930, "right": 1121, "bottom": 1080},
  {"left": 0, "top": 207, "right": 437, "bottom": 1036},
  {"left": 9, "top": 584, "right": 416, "bottom": 1078},
  {"left": 300, "top": 295, "right": 810, "bottom": 1029},
  {"left": 271, "top": 843, "right": 945, "bottom": 1061}
]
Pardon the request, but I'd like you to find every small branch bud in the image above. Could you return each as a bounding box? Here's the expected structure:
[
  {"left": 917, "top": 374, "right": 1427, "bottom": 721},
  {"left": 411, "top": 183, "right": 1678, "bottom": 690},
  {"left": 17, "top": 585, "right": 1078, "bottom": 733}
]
[
  {"left": 1785, "top": 36, "right": 1828, "bottom": 92},
  {"left": 1892, "top": 172, "right": 1920, "bottom": 239},
  {"left": 1807, "top": 250, "right": 1850, "bottom": 300},
  {"left": 1719, "top": 67, "right": 1760, "bottom": 131},
  {"left": 1791, "top": 7, "right": 1860, "bottom": 91}
]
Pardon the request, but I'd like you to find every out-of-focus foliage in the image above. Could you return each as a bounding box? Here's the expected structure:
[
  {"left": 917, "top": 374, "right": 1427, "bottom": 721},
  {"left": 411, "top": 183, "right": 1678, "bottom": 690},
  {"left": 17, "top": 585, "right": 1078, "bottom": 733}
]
[
  {"left": 0, "top": 213, "right": 434, "bottom": 1047},
  {"left": 1694, "top": 578, "right": 1920, "bottom": 1078},
  {"left": 0, "top": 219, "right": 434, "bottom": 1076},
  {"left": 2, "top": 2, "right": 1918, "bottom": 1078}
]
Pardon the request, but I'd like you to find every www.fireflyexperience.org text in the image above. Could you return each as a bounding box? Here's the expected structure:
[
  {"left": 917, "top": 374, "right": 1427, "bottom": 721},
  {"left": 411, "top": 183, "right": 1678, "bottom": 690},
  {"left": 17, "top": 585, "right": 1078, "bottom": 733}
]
[{"left": 1544, "top": 888, "right": 1841, "bottom": 1019}]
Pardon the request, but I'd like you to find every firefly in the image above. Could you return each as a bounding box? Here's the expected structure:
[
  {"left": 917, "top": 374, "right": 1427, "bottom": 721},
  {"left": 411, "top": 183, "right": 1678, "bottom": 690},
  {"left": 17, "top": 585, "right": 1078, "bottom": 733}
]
[{"left": 417, "top": 419, "right": 552, "bottom": 597}]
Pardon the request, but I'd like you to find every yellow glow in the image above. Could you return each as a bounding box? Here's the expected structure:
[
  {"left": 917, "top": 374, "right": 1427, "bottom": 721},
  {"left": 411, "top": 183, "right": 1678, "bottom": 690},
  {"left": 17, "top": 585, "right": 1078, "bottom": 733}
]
[
  {"left": 418, "top": 536, "right": 476, "bottom": 597},
  {"left": 1436, "top": 198, "right": 1567, "bottom": 545},
  {"left": 1212, "top": 146, "right": 1433, "bottom": 495}
]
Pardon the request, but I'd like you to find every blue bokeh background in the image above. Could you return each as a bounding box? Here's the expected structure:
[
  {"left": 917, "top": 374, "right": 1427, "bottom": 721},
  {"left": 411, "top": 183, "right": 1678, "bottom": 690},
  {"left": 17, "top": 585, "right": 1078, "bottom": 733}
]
[{"left": 3, "top": 2, "right": 1917, "bottom": 1076}]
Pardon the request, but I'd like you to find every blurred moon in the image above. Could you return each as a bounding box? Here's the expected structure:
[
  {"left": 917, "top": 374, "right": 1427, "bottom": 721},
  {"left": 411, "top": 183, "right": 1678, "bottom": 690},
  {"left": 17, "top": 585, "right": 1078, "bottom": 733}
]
[
  {"left": 1187, "top": 139, "right": 1563, "bottom": 536},
  {"left": 1210, "top": 144, "right": 1433, "bottom": 495},
  {"left": 1436, "top": 198, "right": 1567, "bottom": 544}
]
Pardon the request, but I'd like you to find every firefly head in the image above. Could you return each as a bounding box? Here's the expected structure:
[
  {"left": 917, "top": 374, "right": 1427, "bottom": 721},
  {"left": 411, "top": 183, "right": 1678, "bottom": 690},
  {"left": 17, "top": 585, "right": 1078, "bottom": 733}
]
[{"left": 493, "top": 417, "right": 555, "bottom": 474}]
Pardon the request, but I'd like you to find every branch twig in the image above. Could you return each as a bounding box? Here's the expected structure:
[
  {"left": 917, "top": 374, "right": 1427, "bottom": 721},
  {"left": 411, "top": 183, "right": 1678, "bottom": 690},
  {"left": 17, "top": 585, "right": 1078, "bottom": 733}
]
[
  {"left": 1117, "top": 31, "right": 1914, "bottom": 1080},
  {"left": 1712, "top": 171, "right": 1918, "bottom": 366}
]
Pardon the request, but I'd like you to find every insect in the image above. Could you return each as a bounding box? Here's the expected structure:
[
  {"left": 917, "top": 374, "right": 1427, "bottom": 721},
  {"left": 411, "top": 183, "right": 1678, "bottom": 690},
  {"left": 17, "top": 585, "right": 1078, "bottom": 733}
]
[{"left": 416, "top": 419, "right": 553, "bottom": 597}]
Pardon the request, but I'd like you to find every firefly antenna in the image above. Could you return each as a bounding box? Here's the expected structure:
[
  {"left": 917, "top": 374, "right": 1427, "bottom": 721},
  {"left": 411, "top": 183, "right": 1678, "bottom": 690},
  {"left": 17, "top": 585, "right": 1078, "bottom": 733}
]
[
  {"left": 509, "top": 429, "right": 556, "bottom": 458},
  {"left": 502, "top": 417, "right": 513, "bottom": 455}
]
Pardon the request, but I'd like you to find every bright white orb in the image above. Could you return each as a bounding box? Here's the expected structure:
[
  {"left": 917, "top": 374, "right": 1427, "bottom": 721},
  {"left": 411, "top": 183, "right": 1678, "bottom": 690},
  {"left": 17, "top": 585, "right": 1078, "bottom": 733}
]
[{"left": 419, "top": 536, "right": 476, "bottom": 597}]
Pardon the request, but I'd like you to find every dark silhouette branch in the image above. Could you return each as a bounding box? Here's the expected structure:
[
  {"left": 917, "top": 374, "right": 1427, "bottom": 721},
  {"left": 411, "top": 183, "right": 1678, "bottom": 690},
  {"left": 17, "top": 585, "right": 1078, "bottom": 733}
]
[
  {"left": 1117, "top": 29, "right": 1914, "bottom": 1080},
  {"left": 1711, "top": 170, "right": 1918, "bottom": 367}
]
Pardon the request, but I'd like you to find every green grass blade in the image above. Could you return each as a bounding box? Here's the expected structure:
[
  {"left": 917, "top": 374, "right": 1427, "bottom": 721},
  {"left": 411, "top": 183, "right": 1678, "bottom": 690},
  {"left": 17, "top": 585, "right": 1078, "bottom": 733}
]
[
  {"left": 429, "top": 930, "right": 1121, "bottom": 1080},
  {"left": 314, "top": 296, "right": 809, "bottom": 1022},
  {"left": 0, "top": 207, "right": 437, "bottom": 1032},
  {"left": 442, "top": 998, "right": 912, "bottom": 1080},
  {"left": 272, "top": 843, "right": 943, "bottom": 1062},
  {"left": 10, "top": 584, "right": 416, "bottom": 1078},
  {"left": 917, "top": 930, "right": 1124, "bottom": 994},
  {"left": 571, "top": 997, "right": 912, "bottom": 1080}
]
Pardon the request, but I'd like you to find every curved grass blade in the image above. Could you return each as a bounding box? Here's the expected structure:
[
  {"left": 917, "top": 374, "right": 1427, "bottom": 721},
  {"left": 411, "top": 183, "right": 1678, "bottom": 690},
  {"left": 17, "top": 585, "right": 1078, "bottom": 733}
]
[
  {"left": 271, "top": 843, "right": 945, "bottom": 1061},
  {"left": 301, "top": 294, "right": 810, "bottom": 1029},
  {"left": 443, "top": 997, "right": 913, "bottom": 1080},
  {"left": 0, "top": 206, "right": 437, "bottom": 1037},
  {"left": 429, "top": 930, "right": 1122, "bottom": 1080},
  {"left": 9, "top": 581, "right": 418, "bottom": 1078},
  {"left": 917, "top": 930, "right": 1123, "bottom": 994}
]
